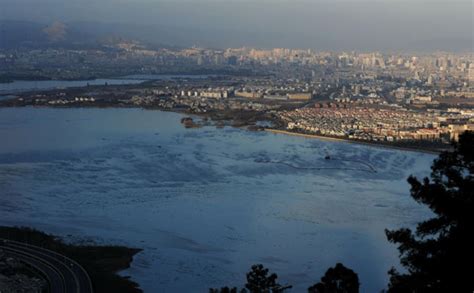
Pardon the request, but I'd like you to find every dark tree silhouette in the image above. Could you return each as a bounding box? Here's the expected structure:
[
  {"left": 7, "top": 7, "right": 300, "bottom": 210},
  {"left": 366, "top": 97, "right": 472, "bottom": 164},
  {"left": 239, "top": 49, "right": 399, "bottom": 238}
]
[
  {"left": 210, "top": 264, "right": 291, "bottom": 293},
  {"left": 385, "top": 131, "right": 474, "bottom": 292},
  {"left": 308, "top": 263, "right": 359, "bottom": 293},
  {"left": 245, "top": 264, "right": 292, "bottom": 293}
]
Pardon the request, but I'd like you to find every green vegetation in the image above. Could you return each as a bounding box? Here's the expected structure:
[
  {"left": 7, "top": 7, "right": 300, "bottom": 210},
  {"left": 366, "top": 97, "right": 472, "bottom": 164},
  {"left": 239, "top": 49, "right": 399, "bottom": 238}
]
[{"left": 0, "top": 226, "right": 142, "bottom": 293}]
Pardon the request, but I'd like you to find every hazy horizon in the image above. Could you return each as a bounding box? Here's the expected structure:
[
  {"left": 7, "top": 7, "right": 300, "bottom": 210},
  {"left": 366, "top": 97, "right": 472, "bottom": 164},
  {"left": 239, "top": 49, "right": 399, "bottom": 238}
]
[{"left": 0, "top": 0, "right": 473, "bottom": 51}]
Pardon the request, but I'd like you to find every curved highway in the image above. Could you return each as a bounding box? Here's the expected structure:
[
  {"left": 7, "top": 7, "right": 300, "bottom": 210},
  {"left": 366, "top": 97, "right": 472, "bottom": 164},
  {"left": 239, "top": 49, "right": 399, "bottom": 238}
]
[
  {"left": 0, "top": 239, "right": 93, "bottom": 293},
  {"left": 1, "top": 248, "right": 65, "bottom": 293}
]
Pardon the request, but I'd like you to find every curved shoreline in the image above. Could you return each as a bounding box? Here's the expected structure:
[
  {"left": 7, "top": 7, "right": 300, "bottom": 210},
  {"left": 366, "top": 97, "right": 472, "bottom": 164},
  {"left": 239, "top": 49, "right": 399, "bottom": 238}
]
[
  {"left": 0, "top": 103, "right": 445, "bottom": 155},
  {"left": 265, "top": 128, "right": 442, "bottom": 155}
]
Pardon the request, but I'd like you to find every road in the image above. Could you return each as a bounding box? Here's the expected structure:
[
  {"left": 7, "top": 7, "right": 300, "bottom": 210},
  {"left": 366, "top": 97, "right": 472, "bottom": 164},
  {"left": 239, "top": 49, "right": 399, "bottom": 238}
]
[{"left": 0, "top": 239, "right": 93, "bottom": 293}]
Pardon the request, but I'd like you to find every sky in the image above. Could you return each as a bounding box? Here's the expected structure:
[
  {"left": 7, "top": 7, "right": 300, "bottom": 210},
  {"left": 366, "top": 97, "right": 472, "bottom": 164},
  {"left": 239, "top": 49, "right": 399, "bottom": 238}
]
[{"left": 0, "top": 0, "right": 472, "bottom": 51}]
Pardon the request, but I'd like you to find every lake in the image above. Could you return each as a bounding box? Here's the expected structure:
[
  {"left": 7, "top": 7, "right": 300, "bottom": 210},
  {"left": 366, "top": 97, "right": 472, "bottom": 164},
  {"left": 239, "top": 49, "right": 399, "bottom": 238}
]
[
  {"left": 0, "top": 107, "right": 434, "bottom": 292},
  {"left": 0, "top": 74, "right": 212, "bottom": 94},
  {"left": 0, "top": 79, "right": 146, "bottom": 94}
]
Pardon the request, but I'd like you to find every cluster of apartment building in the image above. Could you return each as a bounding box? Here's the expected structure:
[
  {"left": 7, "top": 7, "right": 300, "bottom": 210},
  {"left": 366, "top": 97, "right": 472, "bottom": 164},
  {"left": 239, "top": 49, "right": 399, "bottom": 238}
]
[
  {"left": 178, "top": 87, "right": 312, "bottom": 101},
  {"left": 130, "top": 94, "right": 279, "bottom": 113},
  {"left": 278, "top": 105, "right": 474, "bottom": 142},
  {"left": 32, "top": 95, "right": 96, "bottom": 105}
]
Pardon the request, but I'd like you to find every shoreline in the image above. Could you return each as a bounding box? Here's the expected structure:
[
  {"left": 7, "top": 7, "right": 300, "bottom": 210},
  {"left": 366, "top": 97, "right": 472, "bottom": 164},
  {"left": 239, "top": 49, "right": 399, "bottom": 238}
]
[
  {"left": 0, "top": 226, "right": 142, "bottom": 293},
  {"left": 265, "top": 128, "right": 443, "bottom": 155}
]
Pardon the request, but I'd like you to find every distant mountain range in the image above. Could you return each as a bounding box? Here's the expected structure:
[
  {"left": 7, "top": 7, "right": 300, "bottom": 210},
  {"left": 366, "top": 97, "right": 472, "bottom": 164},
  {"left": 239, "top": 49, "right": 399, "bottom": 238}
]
[
  {"left": 0, "top": 20, "right": 94, "bottom": 49},
  {"left": 0, "top": 20, "right": 178, "bottom": 50},
  {"left": 0, "top": 20, "right": 357, "bottom": 51}
]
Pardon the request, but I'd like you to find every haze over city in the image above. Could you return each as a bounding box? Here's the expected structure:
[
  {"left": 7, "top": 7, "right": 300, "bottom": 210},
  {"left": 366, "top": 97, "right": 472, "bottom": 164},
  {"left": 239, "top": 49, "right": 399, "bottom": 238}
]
[{"left": 1, "top": 0, "right": 472, "bottom": 51}]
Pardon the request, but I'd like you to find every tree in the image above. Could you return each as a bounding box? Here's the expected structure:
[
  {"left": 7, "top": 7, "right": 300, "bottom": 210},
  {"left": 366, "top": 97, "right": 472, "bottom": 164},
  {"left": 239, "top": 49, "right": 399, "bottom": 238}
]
[
  {"left": 245, "top": 264, "right": 292, "bottom": 293},
  {"left": 210, "top": 264, "right": 291, "bottom": 293},
  {"left": 308, "top": 263, "right": 359, "bottom": 293},
  {"left": 385, "top": 131, "right": 474, "bottom": 292}
]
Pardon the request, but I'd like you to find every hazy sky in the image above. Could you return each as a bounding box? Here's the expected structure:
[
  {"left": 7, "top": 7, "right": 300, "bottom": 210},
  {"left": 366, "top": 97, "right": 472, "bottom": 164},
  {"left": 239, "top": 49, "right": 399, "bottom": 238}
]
[{"left": 1, "top": 0, "right": 472, "bottom": 51}]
